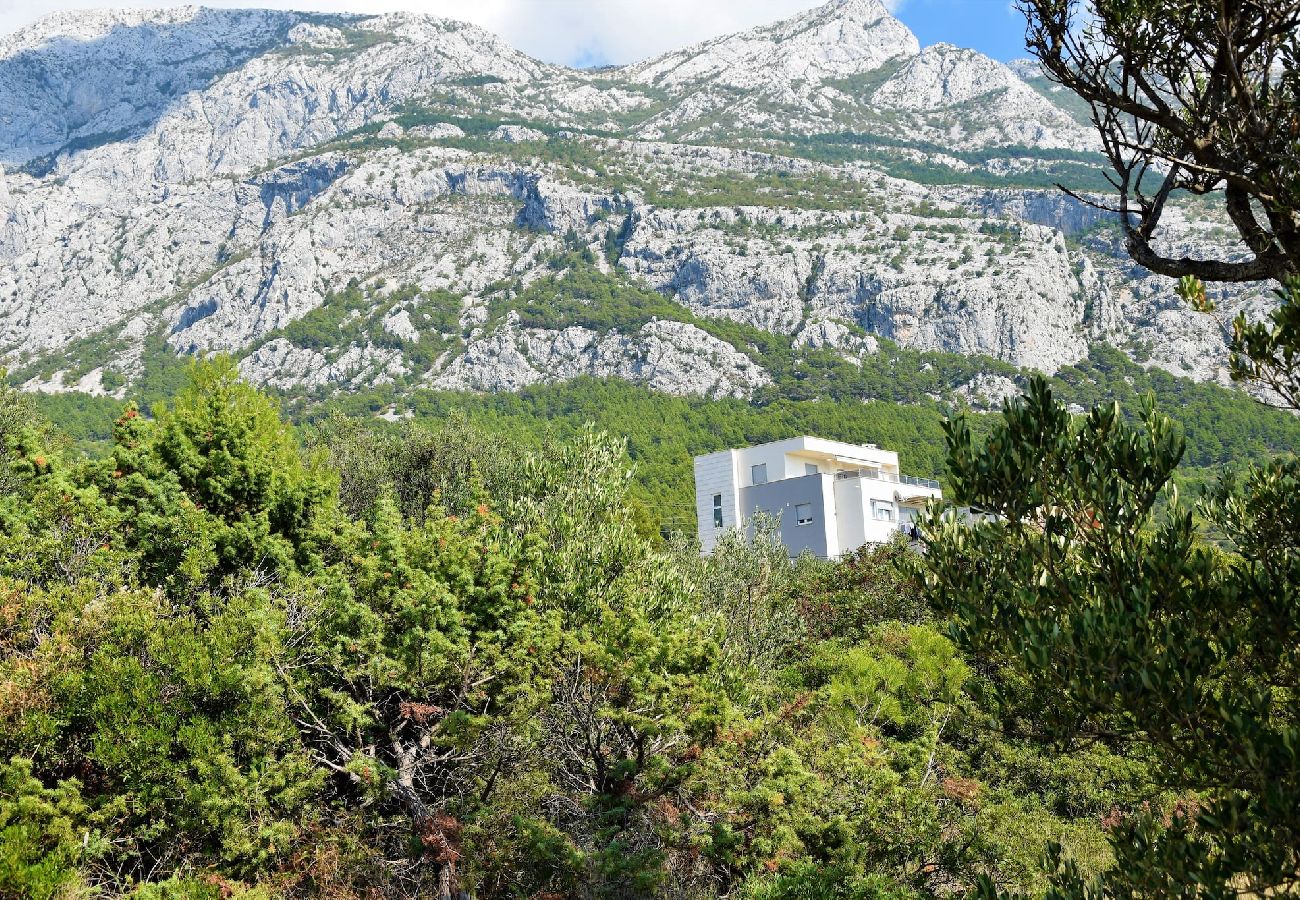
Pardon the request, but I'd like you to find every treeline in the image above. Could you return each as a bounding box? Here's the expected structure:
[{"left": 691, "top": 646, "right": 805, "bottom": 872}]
[
  {"left": 33, "top": 342, "right": 1300, "bottom": 535},
  {"left": 303, "top": 378, "right": 960, "bottom": 534},
  {"left": 2, "top": 359, "right": 1159, "bottom": 898}
]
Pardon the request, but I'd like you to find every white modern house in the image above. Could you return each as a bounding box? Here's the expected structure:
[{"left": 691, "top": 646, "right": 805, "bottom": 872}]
[{"left": 694, "top": 436, "right": 942, "bottom": 558}]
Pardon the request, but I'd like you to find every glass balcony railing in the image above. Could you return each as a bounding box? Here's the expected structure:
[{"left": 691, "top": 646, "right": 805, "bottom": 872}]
[{"left": 834, "top": 467, "right": 941, "bottom": 491}]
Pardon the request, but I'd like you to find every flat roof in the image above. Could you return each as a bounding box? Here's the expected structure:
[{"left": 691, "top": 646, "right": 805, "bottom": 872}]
[
  {"left": 695, "top": 436, "right": 900, "bottom": 469},
  {"left": 732, "top": 435, "right": 894, "bottom": 457}
]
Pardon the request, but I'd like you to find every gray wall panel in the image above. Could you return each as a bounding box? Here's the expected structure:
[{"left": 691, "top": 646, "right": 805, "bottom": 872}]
[{"left": 741, "top": 474, "right": 828, "bottom": 558}]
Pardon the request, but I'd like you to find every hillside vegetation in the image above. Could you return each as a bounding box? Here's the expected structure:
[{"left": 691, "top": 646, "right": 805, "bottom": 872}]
[
  {"left": 3, "top": 359, "right": 1161, "bottom": 898},
  {"left": 36, "top": 332, "right": 1300, "bottom": 534},
  {"left": 5, "top": 0, "right": 1299, "bottom": 894}
]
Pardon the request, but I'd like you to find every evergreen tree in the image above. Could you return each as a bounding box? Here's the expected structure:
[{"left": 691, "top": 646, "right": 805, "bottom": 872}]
[
  {"left": 922, "top": 283, "right": 1300, "bottom": 893},
  {"left": 150, "top": 356, "right": 337, "bottom": 582}
]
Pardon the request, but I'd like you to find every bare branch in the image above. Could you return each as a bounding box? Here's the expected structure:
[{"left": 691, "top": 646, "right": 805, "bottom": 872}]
[{"left": 1020, "top": 0, "right": 1300, "bottom": 282}]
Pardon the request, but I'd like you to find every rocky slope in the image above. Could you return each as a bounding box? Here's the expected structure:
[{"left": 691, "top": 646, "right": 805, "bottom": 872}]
[
  {"left": 622, "top": 0, "right": 1086, "bottom": 149},
  {"left": 0, "top": 0, "right": 1272, "bottom": 403}
]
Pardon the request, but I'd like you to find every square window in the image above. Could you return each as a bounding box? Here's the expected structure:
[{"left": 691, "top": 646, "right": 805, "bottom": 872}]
[
  {"left": 751, "top": 463, "right": 768, "bottom": 485},
  {"left": 796, "top": 502, "right": 813, "bottom": 526},
  {"left": 872, "top": 500, "right": 895, "bottom": 522},
  {"left": 804, "top": 463, "right": 819, "bottom": 475},
  {"left": 712, "top": 493, "right": 723, "bottom": 528}
]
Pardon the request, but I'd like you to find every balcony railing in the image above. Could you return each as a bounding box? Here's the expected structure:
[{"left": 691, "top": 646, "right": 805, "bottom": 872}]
[{"left": 834, "top": 467, "right": 941, "bottom": 491}]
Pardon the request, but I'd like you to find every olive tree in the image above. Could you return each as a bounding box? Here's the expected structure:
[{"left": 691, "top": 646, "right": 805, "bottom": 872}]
[{"left": 1023, "top": 0, "right": 1300, "bottom": 281}]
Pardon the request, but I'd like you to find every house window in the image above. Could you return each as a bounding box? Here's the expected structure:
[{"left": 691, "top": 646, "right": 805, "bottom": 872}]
[
  {"left": 804, "top": 463, "right": 819, "bottom": 475},
  {"left": 751, "top": 463, "right": 768, "bottom": 485},
  {"left": 795, "top": 503, "right": 813, "bottom": 526},
  {"left": 712, "top": 493, "right": 723, "bottom": 528},
  {"left": 872, "top": 500, "right": 896, "bottom": 522}
]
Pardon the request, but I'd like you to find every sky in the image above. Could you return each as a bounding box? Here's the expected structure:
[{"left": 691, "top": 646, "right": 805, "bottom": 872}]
[{"left": 0, "top": 0, "right": 1031, "bottom": 67}]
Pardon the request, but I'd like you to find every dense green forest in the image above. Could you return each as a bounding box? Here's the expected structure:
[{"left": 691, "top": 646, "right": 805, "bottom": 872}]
[
  {"left": 31, "top": 337, "right": 1300, "bottom": 535},
  {"left": 4, "top": 359, "right": 1177, "bottom": 898}
]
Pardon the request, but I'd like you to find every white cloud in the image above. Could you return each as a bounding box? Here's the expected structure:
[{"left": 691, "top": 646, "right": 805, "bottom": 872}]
[{"left": 0, "top": 0, "right": 835, "bottom": 66}]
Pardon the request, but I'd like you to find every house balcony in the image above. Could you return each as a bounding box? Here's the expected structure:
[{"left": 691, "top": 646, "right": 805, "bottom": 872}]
[{"left": 834, "top": 467, "right": 941, "bottom": 491}]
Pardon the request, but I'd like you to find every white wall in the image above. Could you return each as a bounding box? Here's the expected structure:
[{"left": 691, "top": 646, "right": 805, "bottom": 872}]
[
  {"left": 694, "top": 450, "right": 740, "bottom": 554},
  {"left": 740, "top": 438, "right": 902, "bottom": 481},
  {"left": 833, "top": 476, "right": 941, "bottom": 551},
  {"left": 733, "top": 444, "right": 792, "bottom": 487},
  {"left": 817, "top": 472, "right": 840, "bottom": 557},
  {"left": 833, "top": 476, "right": 866, "bottom": 552},
  {"left": 859, "top": 477, "right": 904, "bottom": 544},
  {"left": 798, "top": 437, "right": 900, "bottom": 474},
  {"left": 696, "top": 437, "right": 939, "bottom": 557}
]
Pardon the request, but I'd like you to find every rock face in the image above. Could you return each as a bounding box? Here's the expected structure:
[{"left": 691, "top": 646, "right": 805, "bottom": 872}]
[
  {"left": 0, "top": 7, "right": 301, "bottom": 167},
  {"left": 630, "top": 0, "right": 918, "bottom": 89},
  {"left": 408, "top": 123, "right": 466, "bottom": 139},
  {"left": 0, "top": 0, "right": 1271, "bottom": 402},
  {"left": 869, "top": 44, "right": 1085, "bottom": 148},
  {"left": 953, "top": 373, "right": 1023, "bottom": 411},
  {"left": 239, "top": 339, "right": 410, "bottom": 391},
  {"left": 433, "top": 317, "right": 770, "bottom": 399},
  {"left": 492, "top": 124, "right": 548, "bottom": 143}
]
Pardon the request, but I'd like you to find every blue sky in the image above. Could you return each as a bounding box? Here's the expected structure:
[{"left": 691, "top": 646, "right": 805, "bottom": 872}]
[
  {"left": 0, "top": 0, "right": 1033, "bottom": 66},
  {"left": 894, "top": 0, "right": 1028, "bottom": 62}
]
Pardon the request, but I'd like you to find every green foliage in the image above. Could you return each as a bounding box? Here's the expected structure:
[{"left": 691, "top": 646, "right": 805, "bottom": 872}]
[
  {"left": 307, "top": 409, "right": 512, "bottom": 522},
  {"left": 300, "top": 376, "right": 959, "bottom": 535},
  {"left": 643, "top": 167, "right": 893, "bottom": 212},
  {"left": 690, "top": 517, "right": 807, "bottom": 685},
  {"left": 130, "top": 328, "right": 198, "bottom": 413},
  {"left": 27, "top": 392, "right": 122, "bottom": 450},
  {"left": 0, "top": 757, "right": 95, "bottom": 900},
  {"left": 489, "top": 252, "right": 689, "bottom": 333},
  {"left": 240, "top": 280, "right": 465, "bottom": 391},
  {"left": 1046, "top": 344, "right": 1300, "bottom": 469},
  {"left": 809, "top": 624, "right": 968, "bottom": 740},
  {"left": 0, "top": 362, "right": 1156, "bottom": 897},
  {"left": 272, "top": 280, "right": 377, "bottom": 352},
  {"left": 923, "top": 377, "right": 1299, "bottom": 895},
  {"left": 795, "top": 536, "right": 930, "bottom": 641},
  {"left": 1226, "top": 276, "right": 1300, "bottom": 409},
  {"left": 744, "top": 865, "right": 921, "bottom": 899},
  {"left": 0, "top": 370, "right": 60, "bottom": 498},
  {"left": 142, "top": 357, "right": 336, "bottom": 582}
]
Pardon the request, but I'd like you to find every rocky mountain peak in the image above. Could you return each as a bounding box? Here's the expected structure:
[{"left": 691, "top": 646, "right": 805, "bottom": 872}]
[
  {"left": 875, "top": 42, "right": 1028, "bottom": 109},
  {"left": 627, "top": 0, "right": 918, "bottom": 89},
  {"left": 780, "top": 0, "right": 921, "bottom": 70},
  {"left": 814, "top": 0, "right": 904, "bottom": 25}
]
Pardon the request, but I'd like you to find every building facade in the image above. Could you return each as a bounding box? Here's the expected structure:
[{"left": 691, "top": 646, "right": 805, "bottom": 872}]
[{"left": 693, "top": 436, "right": 942, "bottom": 558}]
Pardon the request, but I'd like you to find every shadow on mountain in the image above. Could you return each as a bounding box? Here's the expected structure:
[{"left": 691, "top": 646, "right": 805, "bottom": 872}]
[{"left": 0, "top": 7, "right": 366, "bottom": 175}]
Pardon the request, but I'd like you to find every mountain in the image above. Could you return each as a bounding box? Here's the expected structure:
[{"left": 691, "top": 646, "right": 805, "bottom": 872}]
[
  {"left": 0, "top": 0, "right": 1271, "bottom": 404},
  {"left": 623, "top": 0, "right": 1084, "bottom": 148}
]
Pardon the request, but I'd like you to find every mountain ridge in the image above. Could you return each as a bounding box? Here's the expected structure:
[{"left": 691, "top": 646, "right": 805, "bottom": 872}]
[{"left": 0, "top": 0, "right": 1269, "bottom": 406}]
